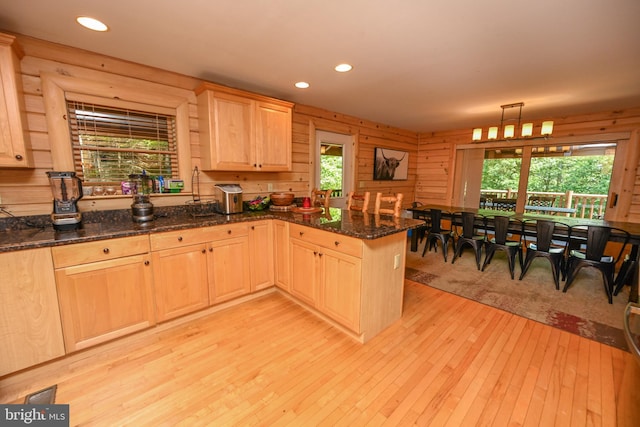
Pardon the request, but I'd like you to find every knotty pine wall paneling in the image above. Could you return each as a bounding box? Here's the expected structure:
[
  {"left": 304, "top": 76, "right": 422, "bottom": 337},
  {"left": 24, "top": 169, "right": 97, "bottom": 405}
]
[{"left": 0, "top": 33, "right": 418, "bottom": 217}]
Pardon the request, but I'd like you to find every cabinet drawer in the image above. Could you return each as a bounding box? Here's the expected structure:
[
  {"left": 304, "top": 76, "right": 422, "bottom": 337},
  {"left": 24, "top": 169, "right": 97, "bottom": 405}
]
[
  {"left": 150, "top": 227, "right": 211, "bottom": 251},
  {"left": 289, "top": 224, "right": 362, "bottom": 258},
  {"left": 52, "top": 235, "right": 150, "bottom": 268},
  {"left": 202, "top": 223, "right": 249, "bottom": 241}
]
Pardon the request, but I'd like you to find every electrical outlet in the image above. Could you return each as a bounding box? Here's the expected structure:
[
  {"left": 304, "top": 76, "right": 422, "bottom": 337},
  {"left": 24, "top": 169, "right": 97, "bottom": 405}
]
[
  {"left": 393, "top": 254, "right": 401, "bottom": 269},
  {"left": 359, "top": 181, "right": 365, "bottom": 188},
  {"left": 267, "top": 183, "right": 273, "bottom": 191}
]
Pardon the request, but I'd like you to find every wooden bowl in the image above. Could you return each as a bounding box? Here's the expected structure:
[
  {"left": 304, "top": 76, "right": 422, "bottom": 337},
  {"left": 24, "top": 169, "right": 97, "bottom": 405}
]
[{"left": 270, "top": 192, "right": 295, "bottom": 206}]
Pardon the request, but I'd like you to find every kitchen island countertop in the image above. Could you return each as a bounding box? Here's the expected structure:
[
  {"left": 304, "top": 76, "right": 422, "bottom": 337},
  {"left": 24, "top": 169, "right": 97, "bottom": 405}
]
[{"left": 0, "top": 207, "right": 424, "bottom": 253}]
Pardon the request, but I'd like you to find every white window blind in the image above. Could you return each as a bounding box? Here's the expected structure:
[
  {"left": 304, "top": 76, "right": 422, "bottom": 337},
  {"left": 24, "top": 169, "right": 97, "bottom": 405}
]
[{"left": 66, "top": 100, "right": 178, "bottom": 183}]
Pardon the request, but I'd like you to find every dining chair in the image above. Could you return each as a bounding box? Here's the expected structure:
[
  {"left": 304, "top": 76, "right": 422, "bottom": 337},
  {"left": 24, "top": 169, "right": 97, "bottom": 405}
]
[
  {"left": 526, "top": 196, "right": 556, "bottom": 214},
  {"left": 563, "top": 225, "right": 630, "bottom": 304},
  {"left": 310, "top": 188, "right": 331, "bottom": 210},
  {"left": 422, "top": 208, "right": 453, "bottom": 262},
  {"left": 519, "top": 219, "right": 570, "bottom": 289},
  {"left": 346, "top": 191, "right": 370, "bottom": 213},
  {"left": 492, "top": 198, "right": 517, "bottom": 212},
  {"left": 374, "top": 192, "right": 403, "bottom": 217},
  {"left": 451, "top": 211, "right": 486, "bottom": 270},
  {"left": 481, "top": 215, "right": 524, "bottom": 279}
]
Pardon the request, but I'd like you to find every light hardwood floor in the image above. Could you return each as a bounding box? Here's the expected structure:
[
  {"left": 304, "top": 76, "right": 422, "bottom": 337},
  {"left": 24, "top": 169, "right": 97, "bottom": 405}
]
[{"left": 2, "top": 281, "right": 639, "bottom": 426}]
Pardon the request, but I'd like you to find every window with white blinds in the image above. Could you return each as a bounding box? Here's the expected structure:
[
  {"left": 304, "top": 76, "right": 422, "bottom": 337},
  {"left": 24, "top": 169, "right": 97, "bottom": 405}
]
[{"left": 66, "top": 100, "right": 178, "bottom": 183}]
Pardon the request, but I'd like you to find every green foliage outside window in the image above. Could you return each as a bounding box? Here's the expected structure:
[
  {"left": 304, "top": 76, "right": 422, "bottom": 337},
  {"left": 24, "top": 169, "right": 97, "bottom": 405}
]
[
  {"left": 482, "top": 155, "right": 613, "bottom": 194},
  {"left": 320, "top": 154, "right": 343, "bottom": 192}
]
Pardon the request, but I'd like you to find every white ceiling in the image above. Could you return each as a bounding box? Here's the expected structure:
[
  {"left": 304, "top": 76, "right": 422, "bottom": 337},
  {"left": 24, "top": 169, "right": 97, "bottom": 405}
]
[{"left": 1, "top": 0, "right": 639, "bottom": 133}]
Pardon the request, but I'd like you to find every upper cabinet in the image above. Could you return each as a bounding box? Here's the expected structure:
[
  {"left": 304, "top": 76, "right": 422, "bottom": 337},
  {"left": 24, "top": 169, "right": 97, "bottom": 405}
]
[
  {"left": 0, "top": 33, "right": 33, "bottom": 168},
  {"left": 196, "top": 82, "right": 292, "bottom": 171}
]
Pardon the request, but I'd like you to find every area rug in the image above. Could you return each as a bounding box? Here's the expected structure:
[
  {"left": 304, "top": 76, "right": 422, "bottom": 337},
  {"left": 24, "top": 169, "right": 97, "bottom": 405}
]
[{"left": 405, "top": 245, "right": 630, "bottom": 351}]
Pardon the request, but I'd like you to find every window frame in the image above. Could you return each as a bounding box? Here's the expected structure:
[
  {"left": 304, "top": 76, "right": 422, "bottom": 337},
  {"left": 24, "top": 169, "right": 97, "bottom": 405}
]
[
  {"left": 452, "top": 132, "right": 634, "bottom": 221},
  {"left": 42, "top": 71, "right": 192, "bottom": 193}
]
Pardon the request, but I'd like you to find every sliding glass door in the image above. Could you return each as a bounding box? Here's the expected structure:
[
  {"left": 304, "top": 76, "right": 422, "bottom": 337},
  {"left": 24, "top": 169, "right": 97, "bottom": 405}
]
[{"left": 453, "top": 136, "right": 630, "bottom": 220}]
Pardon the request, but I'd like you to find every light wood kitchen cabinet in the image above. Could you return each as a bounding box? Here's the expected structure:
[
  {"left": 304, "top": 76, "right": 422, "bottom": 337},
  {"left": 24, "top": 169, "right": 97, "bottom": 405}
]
[
  {"left": 289, "top": 238, "right": 320, "bottom": 307},
  {"left": 196, "top": 82, "right": 292, "bottom": 172},
  {"left": 151, "top": 223, "right": 253, "bottom": 310},
  {"left": 152, "top": 243, "right": 209, "bottom": 322},
  {"left": 288, "top": 223, "right": 406, "bottom": 342},
  {"left": 205, "top": 222, "right": 251, "bottom": 304},
  {"left": 273, "top": 220, "right": 290, "bottom": 290},
  {"left": 317, "top": 246, "right": 362, "bottom": 332},
  {"left": 150, "top": 229, "right": 210, "bottom": 322},
  {"left": 248, "top": 220, "right": 274, "bottom": 291},
  {"left": 0, "top": 248, "right": 65, "bottom": 376},
  {"left": 254, "top": 101, "right": 292, "bottom": 171},
  {"left": 208, "top": 236, "right": 251, "bottom": 304},
  {"left": 0, "top": 33, "right": 33, "bottom": 168},
  {"left": 289, "top": 224, "right": 362, "bottom": 331},
  {"left": 289, "top": 224, "right": 362, "bottom": 333},
  {"left": 52, "top": 236, "right": 155, "bottom": 352}
]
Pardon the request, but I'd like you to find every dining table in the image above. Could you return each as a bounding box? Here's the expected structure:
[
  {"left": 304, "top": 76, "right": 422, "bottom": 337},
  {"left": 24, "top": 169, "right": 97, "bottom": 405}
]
[{"left": 408, "top": 204, "right": 640, "bottom": 303}]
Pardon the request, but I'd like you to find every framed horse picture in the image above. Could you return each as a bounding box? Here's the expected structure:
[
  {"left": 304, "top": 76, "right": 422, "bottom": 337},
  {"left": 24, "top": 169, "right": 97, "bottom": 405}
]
[{"left": 373, "top": 147, "right": 408, "bottom": 180}]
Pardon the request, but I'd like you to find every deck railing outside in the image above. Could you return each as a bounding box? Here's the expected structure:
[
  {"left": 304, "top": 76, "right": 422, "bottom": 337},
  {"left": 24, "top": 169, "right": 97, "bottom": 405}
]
[{"left": 480, "top": 189, "right": 608, "bottom": 219}]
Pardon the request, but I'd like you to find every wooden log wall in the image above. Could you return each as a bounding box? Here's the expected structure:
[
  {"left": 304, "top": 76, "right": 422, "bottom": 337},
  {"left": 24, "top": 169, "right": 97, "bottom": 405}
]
[
  {"left": 0, "top": 33, "right": 417, "bottom": 217},
  {"left": 417, "top": 108, "right": 640, "bottom": 222}
]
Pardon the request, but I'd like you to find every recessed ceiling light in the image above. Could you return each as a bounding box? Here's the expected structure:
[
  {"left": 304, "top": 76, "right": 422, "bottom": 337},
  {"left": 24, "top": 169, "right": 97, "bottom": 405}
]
[
  {"left": 334, "top": 63, "right": 353, "bottom": 73},
  {"left": 295, "top": 81, "right": 310, "bottom": 89},
  {"left": 76, "top": 16, "right": 109, "bottom": 32}
]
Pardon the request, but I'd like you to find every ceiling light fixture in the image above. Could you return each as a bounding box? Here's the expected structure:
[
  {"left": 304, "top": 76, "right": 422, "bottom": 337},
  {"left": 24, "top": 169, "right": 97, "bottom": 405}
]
[
  {"left": 294, "top": 81, "right": 310, "bottom": 89},
  {"left": 334, "top": 63, "right": 353, "bottom": 73},
  {"left": 472, "top": 102, "right": 553, "bottom": 142},
  {"left": 76, "top": 16, "right": 109, "bottom": 32}
]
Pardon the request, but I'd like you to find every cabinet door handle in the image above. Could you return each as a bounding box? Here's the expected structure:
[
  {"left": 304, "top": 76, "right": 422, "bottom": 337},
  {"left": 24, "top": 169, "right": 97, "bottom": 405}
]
[
  {"left": 144, "top": 260, "right": 150, "bottom": 266},
  {"left": 313, "top": 251, "right": 318, "bottom": 256},
  {"left": 319, "top": 253, "right": 323, "bottom": 257},
  {"left": 251, "top": 226, "right": 255, "bottom": 230},
  {"left": 335, "top": 241, "right": 340, "bottom": 246},
  {"left": 103, "top": 248, "right": 110, "bottom": 254},
  {"left": 299, "top": 231, "right": 304, "bottom": 236},
  {"left": 178, "top": 236, "right": 183, "bottom": 242},
  {"left": 201, "top": 249, "right": 206, "bottom": 254},
  {"left": 227, "top": 230, "right": 232, "bottom": 234},
  {"left": 209, "top": 247, "right": 213, "bottom": 252},
  {"left": 15, "top": 154, "right": 23, "bottom": 161}
]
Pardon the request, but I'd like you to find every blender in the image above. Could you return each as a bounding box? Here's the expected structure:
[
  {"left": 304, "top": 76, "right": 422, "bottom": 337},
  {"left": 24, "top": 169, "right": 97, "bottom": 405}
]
[
  {"left": 129, "top": 173, "right": 154, "bottom": 223},
  {"left": 46, "top": 171, "right": 83, "bottom": 231}
]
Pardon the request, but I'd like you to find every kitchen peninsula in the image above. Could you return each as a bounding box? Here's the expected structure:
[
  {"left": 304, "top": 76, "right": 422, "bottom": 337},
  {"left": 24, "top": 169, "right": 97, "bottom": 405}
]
[{"left": 0, "top": 207, "right": 423, "bottom": 376}]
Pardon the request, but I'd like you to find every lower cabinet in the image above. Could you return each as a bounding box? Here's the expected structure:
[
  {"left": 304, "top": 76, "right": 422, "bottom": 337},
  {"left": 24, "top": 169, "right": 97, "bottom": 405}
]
[
  {"left": 53, "top": 236, "right": 155, "bottom": 352},
  {"left": 318, "top": 247, "right": 362, "bottom": 333},
  {"left": 208, "top": 236, "right": 251, "bottom": 304},
  {"left": 273, "top": 220, "right": 290, "bottom": 290},
  {"left": 0, "top": 248, "right": 65, "bottom": 376},
  {"left": 152, "top": 242, "right": 209, "bottom": 322},
  {"left": 248, "top": 220, "right": 274, "bottom": 291},
  {"left": 151, "top": 223, "right": 255, "bottom": 311},
  {"left": 290, "top": 238, "right": 320, "bottom": 307},
  {"left": 289, "top": 224, "right": 363, "bottom": 333}
]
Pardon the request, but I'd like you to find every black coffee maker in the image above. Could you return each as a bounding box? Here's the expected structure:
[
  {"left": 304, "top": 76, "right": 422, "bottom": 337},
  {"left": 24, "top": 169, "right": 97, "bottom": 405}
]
[{"left": 46, "top": 171, "right": 83, "bottom": 231}]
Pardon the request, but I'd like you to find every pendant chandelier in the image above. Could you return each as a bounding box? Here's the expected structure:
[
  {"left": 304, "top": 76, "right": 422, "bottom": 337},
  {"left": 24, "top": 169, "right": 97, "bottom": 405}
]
[{"left": 472, "top": 102, "right": 553, "bottom": 142}]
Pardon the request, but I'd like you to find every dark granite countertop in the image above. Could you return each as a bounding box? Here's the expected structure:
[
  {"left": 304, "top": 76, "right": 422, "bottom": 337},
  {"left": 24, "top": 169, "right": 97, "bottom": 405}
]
[{"left": 0, "top": 206, "right": 424, "bottom": 253}]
